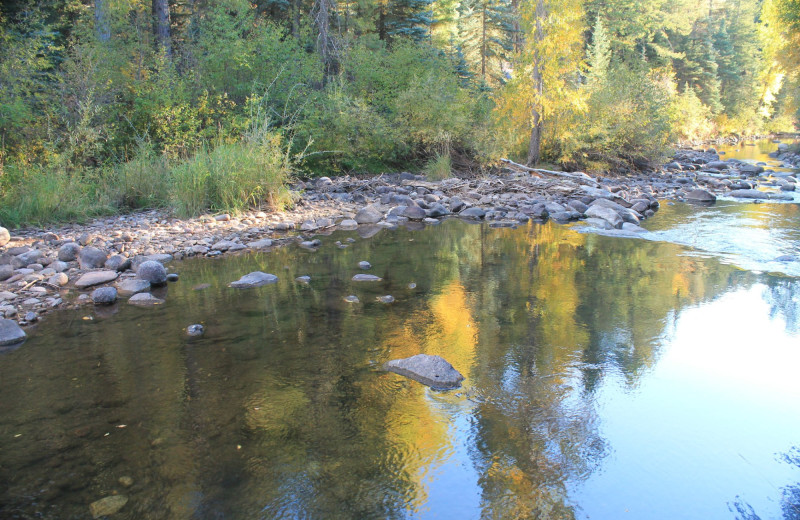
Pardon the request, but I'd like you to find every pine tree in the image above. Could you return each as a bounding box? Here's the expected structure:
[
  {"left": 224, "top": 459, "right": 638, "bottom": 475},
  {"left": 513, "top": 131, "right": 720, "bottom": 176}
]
[
  {"left": 586, "top": 15, "right": 610, "bottom": 85},
  {"left": 386, "top": 0, "right": 434, "bottom": 41},
  {"left": 457, "top": 0, "right": 515, "bottom": 83}
]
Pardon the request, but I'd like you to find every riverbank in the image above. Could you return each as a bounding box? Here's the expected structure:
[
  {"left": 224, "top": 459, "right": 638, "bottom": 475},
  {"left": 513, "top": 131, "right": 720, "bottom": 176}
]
[{"left": 0, "top": 142, "right": 796, "bottom": 332}]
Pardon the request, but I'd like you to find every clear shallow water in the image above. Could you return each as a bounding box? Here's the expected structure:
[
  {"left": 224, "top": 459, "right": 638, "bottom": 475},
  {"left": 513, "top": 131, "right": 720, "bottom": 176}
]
[{"left": 0, "top": 218, "right": 798, "bottom": 519}]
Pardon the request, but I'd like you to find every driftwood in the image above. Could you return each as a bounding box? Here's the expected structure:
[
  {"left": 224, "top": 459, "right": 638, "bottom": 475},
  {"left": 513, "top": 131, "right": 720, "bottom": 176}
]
[{"left": 500, "top": 158, "right": 598, "bottom": 186}]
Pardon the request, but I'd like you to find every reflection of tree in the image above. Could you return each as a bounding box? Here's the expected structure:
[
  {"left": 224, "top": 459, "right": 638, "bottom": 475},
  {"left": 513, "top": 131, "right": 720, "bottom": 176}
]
[
  {"left": 728, "top": 447, "right": 800, "bottom": 520},
  {"left": 763, "top": 279, "right": 800, "bottom": 335},
  {"left": 0, "top": 219, "right": 757, "bottom": 519}
]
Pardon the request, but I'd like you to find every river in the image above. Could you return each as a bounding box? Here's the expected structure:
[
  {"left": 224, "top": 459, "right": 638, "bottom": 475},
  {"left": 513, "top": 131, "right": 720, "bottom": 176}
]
[{"left": 0, "top": 141, "right": 798, "bottom": 519}]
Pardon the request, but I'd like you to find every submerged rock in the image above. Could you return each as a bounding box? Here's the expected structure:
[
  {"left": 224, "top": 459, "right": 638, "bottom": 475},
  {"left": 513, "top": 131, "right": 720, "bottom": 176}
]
[
  {"left": 90, "top": 495, "right": 128, "bottom": 519},
  {"left": 295, "top": 276, "right": 311, "bottom": 283},
  {"left": 187, "top": 324, "right": 204, "bottom": 337},
  {"left": 352, "top": 274, "right": 382, "bottom": 282},
  {"left": 128, "top": 293, "right": 164, "bottom": 306},
  {"left": 377, "top": 295, "right": 395, "bottom": 303},
  {"left": 384, "top": 354, "right": 465, "bottom": 389},
  {"left": 358, "top": 261, "right": 371, "bottom": 270},
  {"left": 229, "top": 271, "right": 278, "bottom": 288},
  {"left": 344, "top": 295, "right": 360, "bottom": 303},
  {"left": 0, "top": 319, "right": 26, "bottom": 346}
]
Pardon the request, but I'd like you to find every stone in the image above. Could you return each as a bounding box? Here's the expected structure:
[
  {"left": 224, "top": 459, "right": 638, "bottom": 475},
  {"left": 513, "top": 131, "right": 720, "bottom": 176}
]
[
  {"left": 584, "top": 205, "right": 623, "bottom": 229},
  {"left": 358, "top": 261, "right": 371, "bottom": 270},
  {"left": 295, "top": 276, "right": 311, "bottom": 284},
  {"left": 118, "top": 477, "right": 134, "bottom": 488},
  {"left": 729, "top": 189, "right": 794, "bottom": 200},
  {"left": 0, "top": 227, "right": 9, "bottom": 247},
  {"left": 128, "top": 293, "right": 164, "bottom": 306},
  {"left": 75, "top": 271, "right": 119, "bottom": 289},
  {"left": 246, "top": 238, "right": 273, "bottom": 249},
  {"left": 146, "top": 253, "right": 174, "bottom": 265},
  {"left": 352, "top": 274, "right": 382, "bottom": 282},
  {"left": 0, "top": 319, "right": 26, "bottom": 346},
  {"left": 229, "top": 272, "right": 278, "bottom": 288},
  {"left": 166, "top": 273, "right": 179, "bottom": 282},
  {"left": 49, "top": 260, "right": 68, "bottom": 273},
  {"left": 449, "top": 197, "right": 466, "bottom": 213},
  {"left": 459, "top": 207, "right": 486, "bottom": 219},
  {"left": 377, "top": 295, "right": 395, "bottom": 304},
  {"left": 685, "top": 189, "right": 716, "bottom": 203},
  {"left": 400, "top": 204, "right": 426, "bottom": 220},
  {"left": 355, "top": 205, "right": 383, "bottom": 224},
  {"left": 137, "top": 261, "right": 167, "bottom": 285},
  {"left": 105, "top": 255, "right": 131, "bottom": 272},
  {"left": 48, "top": 273, "right": 69, "bottom": 287},
  {"left": 78, "top": 247, "right": 107, "bottom": 269},
  {"left": 91, "top": 287, "right": 118, "bottom": 305},
  {"left": 214, "top": 214, "right": 231, "bottom": 221},
  {"left": 15, "top": 250, "right": 42, "bottom": 268},
  {"left": 621, "top": 222, "right": 647, "bottom": 233},
  {"left": 338, "top": 219, "right": 358, "bottom": 230},
  {"left": 566, "top": 200, "right": 588, "bottom": 214},
  {"left": 425, "top": 203, "right": 449, "bottom": 218},
  {"left": 117, "top": 279, "right": 151, "bottom": 296},
  {"left": 58, "top": 242, "right": 81, "bottom": 262},
  {"left": 211, "top": 240, "right": 237, "bottom": 251},
  {"left": 344, "top": 295, "right": 360, "bottom": 303},
  {"left": 384, "top": 354, "right": 464, "bottom": 389},
  {"left": 0, "top": 265, "right": 13, "bottom": 281},
  {"left": 89, "top": 495, "right": 128, "bottom": 518},
  {"left": 187, "top": 324, "right": 204, "bottom": 337}
]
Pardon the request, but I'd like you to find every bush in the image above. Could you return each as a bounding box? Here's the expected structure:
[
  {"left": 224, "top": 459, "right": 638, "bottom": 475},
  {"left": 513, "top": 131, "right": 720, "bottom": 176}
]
[
  {"left": 170, "top": 132, "right": 294, "bottom": 217},
  {"left": 565, "top": 65, "right": 675, "bottom": 168}
]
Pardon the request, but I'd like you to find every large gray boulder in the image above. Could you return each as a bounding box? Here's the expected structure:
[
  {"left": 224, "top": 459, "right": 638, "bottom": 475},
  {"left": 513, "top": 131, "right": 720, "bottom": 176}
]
[
  {"left": 57, "top": 242, "right": 81, "bottom": 262},
  {"left": 585, "top": 205, "right": 623, "bottom": 229},
  {"left": 685, "top": 189, "right": 716, "bottom": 203},
  {"left": 229, "top": 271, "right": 278, "bottom": 288},
  {"left": 355, "top": 205, "right": 383, "bottom": 224},
  {"left": 137, "top": 260, "right": 167, "bottom": 285},
  {"left": 459, "top": 207, "right": 486, "bottom": 219},
  {"left": 0, "top": 227, "right": 10, "bottom": 247},
  {"left": 400, "top": 204, "right": 426, "bottom": 220},
  {"left": 78, "top": 247, "right": 108, "bottom": 269},
  {"left": 0, "top": 265, "right": 13, "bottom": 281},
  {"left": 384, "top": 354, "right": 465, "bottom": 389},
  {"left": 75, "top": 270, "right": 119, "bottom": 289},
  {"left": 0, "top": 319, "right": 26, "bottom": 346}
]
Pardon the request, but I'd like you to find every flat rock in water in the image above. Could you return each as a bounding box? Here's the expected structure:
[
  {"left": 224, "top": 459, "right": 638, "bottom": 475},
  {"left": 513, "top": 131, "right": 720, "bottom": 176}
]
[
  {"left": 187, "top": 324, "right": 204, "bottom": 337},
  {"left": 75, "top": 271, "right": 119, "bottom": 289},
  {"left": 229, "top": 271, "right": 278, "bottom": 288},
  {"left": 117, "top": 279, "right": 151, "bottom": 296},
  {"left": 584, "top": 205, "right": 623, "bottom": 229},
  {"left": 246, "top": 238, "right": 273, "bottom": 249},
  {"left": 685, "top": 189, "right": 716, "bottom": 203},
  {"left": 384, "top": 354, "right": 464, "bottom": 389},
  {"left": 0, "top": 319, "right": 26, "bottom": 346},
  {"left": 128, "top": 293, "right": 164, "bottom": 306},
  {"left": 352, "top": 274, "right": 382, "bottom": 282},
  {"left": 729, "top": 189, "right": 794, "bottom": 200},
  {"left": 90, "top": 495, "right": 128, "bottom": 519}
]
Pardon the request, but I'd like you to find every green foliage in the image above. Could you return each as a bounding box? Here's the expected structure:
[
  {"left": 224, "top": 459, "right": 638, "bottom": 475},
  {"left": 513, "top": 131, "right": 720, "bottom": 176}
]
[
  {"left": 424, "top": 152, "right": 453, "bottom": 180},
  {"left": 170, "top": 132, "right": 294, "bottom": 217},
  {"left": 669, "top": 85, "right": 715, "bottom": 142},
  {"left": 565, "top": 65, "right": 674, "bottom": 167}
]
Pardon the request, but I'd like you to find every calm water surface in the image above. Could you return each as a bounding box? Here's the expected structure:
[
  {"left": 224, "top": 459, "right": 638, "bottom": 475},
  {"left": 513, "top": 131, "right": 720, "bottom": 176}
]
[{"left": 1, "top": 145, "right": 799, "bottom": 519}]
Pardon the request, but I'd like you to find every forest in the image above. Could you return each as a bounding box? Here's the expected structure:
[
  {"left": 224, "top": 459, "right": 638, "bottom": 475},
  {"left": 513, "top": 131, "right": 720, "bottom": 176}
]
[{"left": 1, "top": 0, "right": 799, "bottom": 226}]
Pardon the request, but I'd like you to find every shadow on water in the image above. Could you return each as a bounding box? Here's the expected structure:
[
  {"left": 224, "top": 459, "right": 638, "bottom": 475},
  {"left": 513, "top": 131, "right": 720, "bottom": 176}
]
[{"left": 0, "top": 217, "right": 798, "bottom": 519}]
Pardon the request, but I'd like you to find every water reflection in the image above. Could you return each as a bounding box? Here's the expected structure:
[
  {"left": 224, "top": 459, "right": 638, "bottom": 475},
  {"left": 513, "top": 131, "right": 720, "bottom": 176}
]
[{"left": 0, "top": 219, "right": 797, "bottom": 519}]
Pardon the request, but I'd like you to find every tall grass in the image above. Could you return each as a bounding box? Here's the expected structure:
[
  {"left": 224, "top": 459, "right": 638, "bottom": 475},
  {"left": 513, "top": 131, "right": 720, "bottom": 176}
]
[{"left": 0, "top": 131, "right": 295, "bottom": 227}]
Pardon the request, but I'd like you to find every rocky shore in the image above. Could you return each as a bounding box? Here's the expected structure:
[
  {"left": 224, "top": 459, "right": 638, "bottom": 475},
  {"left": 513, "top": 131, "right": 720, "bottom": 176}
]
[{"left": 0, "top": 142, "right": 796, "bottom": 337}]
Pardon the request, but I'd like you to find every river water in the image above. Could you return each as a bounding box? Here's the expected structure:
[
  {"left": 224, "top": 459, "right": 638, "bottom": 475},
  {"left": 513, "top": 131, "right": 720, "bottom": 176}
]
[{"left": 1, "top": 142, "right": 798, "bottom": 519}]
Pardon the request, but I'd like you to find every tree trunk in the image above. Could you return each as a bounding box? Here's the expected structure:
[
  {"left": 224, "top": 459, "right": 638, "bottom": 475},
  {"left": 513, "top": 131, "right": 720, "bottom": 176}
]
[
  {"left": 152, "top": 0, "right": 172, "bottom": 55},
  {"left": 94, "top": 0, "right": 111, "bottom": 42},
  {"left": 292, "top": 0, "right": 301, "bottom": 38},
  {"left": 378, "top": 1, "right": 387, "bottom": 41},
  {"left": 526, "top": 0, "right": 545, "bottom": 166},
  {"left": 313, "top": 0, "right": 338, "bottom": 81}
]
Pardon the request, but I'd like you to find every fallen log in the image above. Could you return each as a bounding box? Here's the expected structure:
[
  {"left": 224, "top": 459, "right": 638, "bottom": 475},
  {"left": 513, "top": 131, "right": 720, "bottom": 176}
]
[{"left": 500, "top": 158, "right": 598, "bottom": 186}]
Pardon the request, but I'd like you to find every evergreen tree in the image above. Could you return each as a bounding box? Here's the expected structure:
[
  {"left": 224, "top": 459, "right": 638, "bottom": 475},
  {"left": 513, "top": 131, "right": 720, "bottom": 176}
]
[
  {"left": 386, "top": 0, "right": 434, "bottom": 41},
  {"left": 457, "top": 0, "right": 515, "bottom": 83},
  {"left": 586, "top": 16, "right": 610, "bottom": 85}
]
